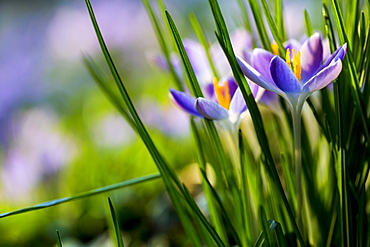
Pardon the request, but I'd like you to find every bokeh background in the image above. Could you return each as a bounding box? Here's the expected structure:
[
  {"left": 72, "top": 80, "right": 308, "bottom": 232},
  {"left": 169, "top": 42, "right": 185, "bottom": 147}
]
[{"left": 0, "top": 0, "right": 321, "bottom": 245}]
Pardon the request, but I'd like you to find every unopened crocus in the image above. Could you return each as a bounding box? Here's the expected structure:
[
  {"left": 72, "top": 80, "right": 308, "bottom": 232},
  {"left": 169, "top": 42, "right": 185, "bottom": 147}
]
[{"left": 170, "top": 77, "right": 264, "bottom": 125}]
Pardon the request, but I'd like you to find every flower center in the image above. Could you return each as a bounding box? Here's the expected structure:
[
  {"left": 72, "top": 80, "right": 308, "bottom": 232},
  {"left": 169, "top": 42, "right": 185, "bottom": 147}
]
[
  {"left": 285, "top": 48, "right": 302, "bottom": 81},
  {"left": 213, "top": 78, "right": 230, "bottom": 110}
]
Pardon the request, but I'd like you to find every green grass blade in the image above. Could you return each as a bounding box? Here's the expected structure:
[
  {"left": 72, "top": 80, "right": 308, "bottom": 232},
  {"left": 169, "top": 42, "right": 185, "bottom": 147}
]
[
  {"left": 304, "top": 9, "right": 314, "bottom": 36},
  {"left": 181, "top": 184, "right": 227, "bottom": 247},
  {"left": 0, "top": 173, "right": 160, "bottom": 218},
  {"left": 260, "top": 0, "right": 285, "bottom": 55},
  {"left": 83, "top": 56, "right": 136, "bottom": 131},
  {"left": 253, "top": 219, "right": 288, "bottom": 247},
  {"left": 330, "top": 0, "right": 370, "bottom": 147},
  {"left": 275, "top": 0, "right": 286, "bottom": 41},
  {"left": 56, "top": 230, "right": 63, "bottom": 247},
  {"left": 84, "top": 0, "right": 182, "bottom": 189},
  {"left": 259, "top": 207, "right": 272, "bottom": 246},
  {"left": 245, "top": 0, "right": 271, "bottom": 50},
  {"left": 236, "top": 0, "right": 252, "bottom": 32},
  {"left": 190, "top": 119, "right": 229, "bottom": 243},
  {"left": 165, "top": 11, "right": 203, "bottom": 98},
  {"left": 108, "top": 197, "right": 124, "bottom": 247}
]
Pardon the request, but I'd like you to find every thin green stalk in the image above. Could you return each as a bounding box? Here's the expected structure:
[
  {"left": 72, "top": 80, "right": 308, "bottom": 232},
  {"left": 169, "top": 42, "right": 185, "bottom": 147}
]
[
  {"left": 291, "top": 106, "right": 303, "bottom": 236},
  {"left": 0, "top": 173, "right": 160, "bottom": 218}
]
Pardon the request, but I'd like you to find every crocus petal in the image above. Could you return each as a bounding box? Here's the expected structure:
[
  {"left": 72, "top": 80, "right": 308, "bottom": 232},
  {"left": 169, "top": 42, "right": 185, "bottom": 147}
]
[
  {"left": 260, "top": 90, "right": 278, "bottom": 105},
  {"left": 170, "top": 89, "right": 203, "bottom": 118},
  {"left": 236, "top": 55, "right": 284, "bottom": 95},
  {"left": 300, "top": 32, "right": 323, "bottom": 82},
  {"left": 184, "top": 40, "right": 213, "bottom": 83},
  {"left": 302, "top": 58, "right": 343, "bottom": 92},
  {"left": 195, "top": 98, "right": 229, "bottom": 120},
  {"left": 319, "top": 43, "right": 347, "bottom": 71},
  {"left": 229, "top": 88, "right": 247, "bottom": 116},
  {"left": 251, "top": 48, "right": 275, "bottom": 83},
  {"left": 226, "top": 77, "right": 238, "bottom": 98},
  {"left": 270, "top": 56, "right": 301, "bottom": 94},
  {"left": 284, "top": 39, "right": 301, "bottom": 51}
]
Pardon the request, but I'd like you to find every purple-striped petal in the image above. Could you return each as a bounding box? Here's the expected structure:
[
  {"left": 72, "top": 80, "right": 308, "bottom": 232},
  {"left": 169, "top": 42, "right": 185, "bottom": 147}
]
[
  {"left": 302, "top": 58, "right": 343, "bottom": 92},
  {"left": 270, "top": 56, "right": 301, "bottom": 94},
  {"left": 229, "top": 88, "right": 247, "bottom": 115},
  {"left": 195, "top": 98, "right": 229, "bottom": 120},
  {"left": 251, "top": 48, "right": 275, "bottom": 83},
  {"left": 300, "top": 33, "right": 323, "bottom": 82},
  {"left": 236, "top": 55, "right": 283, "bottom": 95},
  {"left": 170, "top": 89, "right": 203, "bottom": 118},
  {"left": 319, "top": 44, "right": 347, "bottom": 71}
]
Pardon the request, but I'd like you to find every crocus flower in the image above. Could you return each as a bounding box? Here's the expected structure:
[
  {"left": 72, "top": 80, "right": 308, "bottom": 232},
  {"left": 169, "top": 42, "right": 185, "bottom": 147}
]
[
  {"left": 236, "top": 33, "right": 346, "bottom": 111},
  {"left": 170, "top": 78, "right": 264, "bottom": 125}
]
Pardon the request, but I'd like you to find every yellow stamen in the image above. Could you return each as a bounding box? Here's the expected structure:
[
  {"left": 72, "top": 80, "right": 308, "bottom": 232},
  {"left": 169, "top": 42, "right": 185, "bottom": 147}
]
[
  {"left": 213, "top": 78, "right": 230, "bottom": 110},
  {"left": 293, "top": 49, "right": 302, "bottom": 81},
  {"left": 285, "top": 49, "right": 302, "bottom": 81},
  {"left": 271, "top": 41, "right": 279, "bottom": 55},
  {"left": 285, "top": 49, "right": 291, "bottom": 66}
]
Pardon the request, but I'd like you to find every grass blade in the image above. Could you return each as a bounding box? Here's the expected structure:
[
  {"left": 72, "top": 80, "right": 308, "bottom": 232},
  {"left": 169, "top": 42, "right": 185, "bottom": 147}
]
[
  {"left": 0, "top": 174, "right": 160, "bottom": 218},
  {"left": 304, "top": 9, "right": 314, "bottom": 36},
  {"left": 56, "top": 230, "right": 63, "bottom": 247},
  {"left": 108, "top": 197, "right": 124, "bottom": 247}
]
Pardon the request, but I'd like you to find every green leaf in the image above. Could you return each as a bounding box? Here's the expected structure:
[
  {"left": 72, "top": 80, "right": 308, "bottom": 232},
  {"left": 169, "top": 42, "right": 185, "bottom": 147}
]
[
  {"left": 56, "top": 230, "right": 63, "bottom": 247},
  {"left": 260, "top": 0, "right": 285, "bottom": 55},
  {"left": 0, "top": 174, "right": 160, "bottom": 218},
  {"left": 165, "top": 11, "right": 203, "bottom": 98},
  {"left": 83, "top": 56, "right": 136, "bottom": 131},
  {"left": 304, "top": 10, "right": 314, "bottom": 36},
  {"left": 108, "top": 198, "right": 124, "bottom": 247}
]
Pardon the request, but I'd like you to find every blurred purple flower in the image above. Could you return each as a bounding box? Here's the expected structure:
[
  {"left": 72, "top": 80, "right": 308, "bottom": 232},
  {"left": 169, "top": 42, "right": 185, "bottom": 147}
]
[
  {"left": 237, "top": 33, "right": 346, "bottom": 110},
  {"left": 1, "top": 109, "right": 76, "bottom": 201},
  {"left": 149, "top": 29, "right": 252, "bottom": 86}
]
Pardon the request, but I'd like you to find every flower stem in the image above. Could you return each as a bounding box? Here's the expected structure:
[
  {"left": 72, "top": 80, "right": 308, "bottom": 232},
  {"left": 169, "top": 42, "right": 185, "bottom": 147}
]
[{"left": 292, "top": 105, "right": 303, "bottom": 236}]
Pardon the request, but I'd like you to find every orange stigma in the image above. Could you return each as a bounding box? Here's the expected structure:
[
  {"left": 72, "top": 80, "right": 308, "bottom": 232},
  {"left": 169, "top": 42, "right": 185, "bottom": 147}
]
[
  {"left": 285, "top": 48, "right": 302, "bottom": 81},
  {"left": 213, "top": 78, "right": 230, "bottom": 110}
]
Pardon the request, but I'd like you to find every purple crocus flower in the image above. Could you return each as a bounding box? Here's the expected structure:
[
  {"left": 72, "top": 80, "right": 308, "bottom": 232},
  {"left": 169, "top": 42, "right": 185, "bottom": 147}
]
[
  {"left": 236, "top": 33, "right": 346, "bottom": 110},
  {"left": 170, "top": 78, "right": 264, "bottom": 124}
]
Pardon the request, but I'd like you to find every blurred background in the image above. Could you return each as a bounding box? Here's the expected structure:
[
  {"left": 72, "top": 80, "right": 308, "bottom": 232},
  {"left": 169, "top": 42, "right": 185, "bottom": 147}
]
[{"left": 0, "top": 0, "right": 321, "bottom": 245}]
